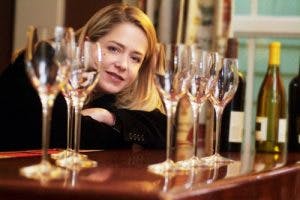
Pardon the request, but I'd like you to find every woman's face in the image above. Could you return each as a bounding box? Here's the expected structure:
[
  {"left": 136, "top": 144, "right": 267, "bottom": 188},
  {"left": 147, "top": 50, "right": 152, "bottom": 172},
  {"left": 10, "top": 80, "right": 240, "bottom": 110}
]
[{"left": 96, "top": 22, "right": 148, "bottom": 94}]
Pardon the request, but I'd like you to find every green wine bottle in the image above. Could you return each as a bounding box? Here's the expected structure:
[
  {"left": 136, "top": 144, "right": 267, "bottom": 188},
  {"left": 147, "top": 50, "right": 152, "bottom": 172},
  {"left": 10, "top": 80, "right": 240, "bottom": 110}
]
[{"left": 255, "top": 42, "right": 287, "bottom": 153}]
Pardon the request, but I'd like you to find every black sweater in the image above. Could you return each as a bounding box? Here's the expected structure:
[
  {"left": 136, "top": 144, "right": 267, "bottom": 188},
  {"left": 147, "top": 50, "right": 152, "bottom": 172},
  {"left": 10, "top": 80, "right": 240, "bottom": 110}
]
[{"left": 0, "top": 53, "right": 166, "bottom": 151}]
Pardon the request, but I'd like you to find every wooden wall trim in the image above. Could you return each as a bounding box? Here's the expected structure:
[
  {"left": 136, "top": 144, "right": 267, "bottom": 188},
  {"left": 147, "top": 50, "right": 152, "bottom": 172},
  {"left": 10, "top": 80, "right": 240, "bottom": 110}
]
[
  {"left": 65, "top": 0, "right": 120, "bottom": 30},
  {"left": 0, "top": 0, "right": 15, "bottom": 74}
]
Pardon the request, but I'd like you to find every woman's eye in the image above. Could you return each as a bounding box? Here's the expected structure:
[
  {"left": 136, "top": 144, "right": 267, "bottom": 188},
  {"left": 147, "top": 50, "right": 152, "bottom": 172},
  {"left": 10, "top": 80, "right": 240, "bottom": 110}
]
[
  {"left": 131, "top": 56, "right": 142, "bottom": 63},
  {"left": 107, "top": 46, "right": 119, "bottom": 53}
]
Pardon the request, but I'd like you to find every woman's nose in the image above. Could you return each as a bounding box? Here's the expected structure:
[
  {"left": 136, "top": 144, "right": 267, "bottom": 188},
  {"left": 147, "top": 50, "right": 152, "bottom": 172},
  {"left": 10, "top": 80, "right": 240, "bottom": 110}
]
[{"left": 115, "top": 54, "right": 128, "bottom": 71}]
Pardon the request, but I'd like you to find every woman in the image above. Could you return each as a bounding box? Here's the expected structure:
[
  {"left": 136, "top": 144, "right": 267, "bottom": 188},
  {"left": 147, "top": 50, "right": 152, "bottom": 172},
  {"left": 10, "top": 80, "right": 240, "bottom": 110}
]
[{"left": 0, "top": 3, "right": 166, "bottom": 150}]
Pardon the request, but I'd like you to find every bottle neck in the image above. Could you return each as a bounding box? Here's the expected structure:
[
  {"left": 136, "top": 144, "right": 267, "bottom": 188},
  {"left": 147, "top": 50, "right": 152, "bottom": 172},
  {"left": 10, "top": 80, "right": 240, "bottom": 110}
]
[
  {"left": 225, "top": 38, "right": 238, "bottom": 59},
  {"left": 267, "top": 42, "right": 280, "bottom": 76},
  {"left": 268, "top": 42, "right": 280, "bottom": 66},
  {"left": 266, "top": 64, "right": 281, "bottom": 78},
  {"left": 267, "top": 64, "right": 280, "bottom": 73}
]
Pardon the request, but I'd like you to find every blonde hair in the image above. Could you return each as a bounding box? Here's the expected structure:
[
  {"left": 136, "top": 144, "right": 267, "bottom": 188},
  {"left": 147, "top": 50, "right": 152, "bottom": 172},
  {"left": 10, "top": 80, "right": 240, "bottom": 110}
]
[{"left": 77, "top": 3, "right": 163, "bottom": 112}]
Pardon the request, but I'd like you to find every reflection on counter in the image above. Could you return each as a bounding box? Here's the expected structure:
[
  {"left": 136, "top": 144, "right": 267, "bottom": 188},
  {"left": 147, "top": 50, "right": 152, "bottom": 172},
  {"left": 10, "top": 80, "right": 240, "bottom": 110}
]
[
  {"left": 253, "top": 153, "right": 287, "bottom": 172},
  {"left": 0, "top": 149, "right": 300, "bottom": 199}
]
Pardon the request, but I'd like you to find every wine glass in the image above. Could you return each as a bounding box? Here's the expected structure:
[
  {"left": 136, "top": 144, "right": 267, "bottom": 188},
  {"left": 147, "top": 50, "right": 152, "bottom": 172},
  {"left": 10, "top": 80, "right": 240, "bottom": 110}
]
[
  {"left": 148, "top": 43, "right": 191, "bottom": 175},
  {"left": 51, "top": 30, "right": 76, "bottom": 160},
  {"left": 51, "top": 48, "right": 88, "bottom": 161},
  {"left": 52, "top": 39, "right": 88, "bottom": 161},
  {"left": 56, "top": 40, "right": 101, "bottom": 170},
  {"left": 175, "top": 45, "right": 213, "bottom": 170},
  {"left": 20, "top": 26, "right": 73, "bottom": 181},
  {"left": 201, "top": 56, "right": 239, "bottom": 166}
]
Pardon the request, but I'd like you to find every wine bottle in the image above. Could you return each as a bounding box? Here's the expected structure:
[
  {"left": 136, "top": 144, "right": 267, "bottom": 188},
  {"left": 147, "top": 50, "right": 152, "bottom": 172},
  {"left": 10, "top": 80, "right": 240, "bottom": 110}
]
[
  {"left": 288, "top": 58, "right": 300, "bottom": 152},
  {"left": 255, "top": 42, "right": 287, "bottom": 153},
  {"left": 220, "top": 38, "right": 246, "bottom": 152}
]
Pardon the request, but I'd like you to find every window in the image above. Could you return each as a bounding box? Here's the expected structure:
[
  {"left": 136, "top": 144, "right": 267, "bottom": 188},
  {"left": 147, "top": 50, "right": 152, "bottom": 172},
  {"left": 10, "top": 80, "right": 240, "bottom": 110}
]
[{"left": 233, "top": 0, "right": 300, "bottom": 136}]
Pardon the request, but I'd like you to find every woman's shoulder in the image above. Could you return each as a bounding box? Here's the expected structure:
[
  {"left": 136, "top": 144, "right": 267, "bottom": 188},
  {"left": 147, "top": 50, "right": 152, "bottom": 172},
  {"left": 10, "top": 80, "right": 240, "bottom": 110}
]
[
  {"left": 0, "top": 49, "right": 25, "bottom": 78},
  {"left": 11, "top": 49, "right": 25, "bottom": 63}
]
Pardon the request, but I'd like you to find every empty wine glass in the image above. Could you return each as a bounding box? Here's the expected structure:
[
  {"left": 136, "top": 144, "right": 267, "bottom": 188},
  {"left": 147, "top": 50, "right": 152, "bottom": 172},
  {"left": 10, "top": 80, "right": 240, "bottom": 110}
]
[
  {"left": 20, "top": 26, "right": 73, "bottom": 181},
  {"left": 175, "top": 45, "right": 213, "bottom": 170},
  {"left": 56, "top": 40, "right": 101, "bottom": 170},
  {"left": 52, "top": 39, "right": 88, "bottom": 162},
  {"left": 201, "top": 56, "right": 239, "bottom": 166},
  {"left": 51, "top": 30, "right": 76, "bottom": 160},
  {"left": 148, "top": 43, "right": 190, "bottom": 175}
]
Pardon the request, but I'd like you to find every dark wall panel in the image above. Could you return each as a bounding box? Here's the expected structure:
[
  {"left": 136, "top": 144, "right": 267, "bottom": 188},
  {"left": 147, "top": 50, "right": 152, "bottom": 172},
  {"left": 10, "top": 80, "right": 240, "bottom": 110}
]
[
  {"left": 0, "top": 0, "right": 15, "bottom": 74},
  {"left": 65, "top": 0, "right": 120, "bottom": 30}
]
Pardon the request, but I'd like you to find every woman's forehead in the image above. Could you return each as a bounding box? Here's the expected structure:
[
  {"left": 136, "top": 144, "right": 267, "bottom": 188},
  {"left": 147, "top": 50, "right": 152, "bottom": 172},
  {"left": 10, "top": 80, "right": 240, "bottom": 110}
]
[{"left": 100, "top": 22, "right": 148, "bottom": 56}]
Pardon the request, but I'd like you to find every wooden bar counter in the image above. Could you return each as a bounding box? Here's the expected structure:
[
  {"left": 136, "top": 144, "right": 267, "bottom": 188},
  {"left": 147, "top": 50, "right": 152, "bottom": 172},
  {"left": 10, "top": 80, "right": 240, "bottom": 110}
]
[{"left": 0, "top": 149, "right": 300, "bottom": 199}]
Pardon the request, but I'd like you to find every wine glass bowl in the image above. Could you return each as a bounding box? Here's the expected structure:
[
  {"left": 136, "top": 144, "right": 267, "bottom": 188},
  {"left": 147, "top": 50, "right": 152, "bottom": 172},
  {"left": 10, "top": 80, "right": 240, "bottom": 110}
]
[
  {"left": 155, "top": 44, "right": 190, "bottom": 102},
  {"left": 20, "top": 26, "right": 73, "bottom": 181},
  {"left": 148, "top": 43, "right": 191, "bottom": 175},
  {"left": 187, "top": 45, "right": 212, "bottom": 103},
  {"left": 201, "top": 57, "right": 239, "bottom": 166},
  {"left": 209, "top": 59, "right": 239, "bottom": 107}
]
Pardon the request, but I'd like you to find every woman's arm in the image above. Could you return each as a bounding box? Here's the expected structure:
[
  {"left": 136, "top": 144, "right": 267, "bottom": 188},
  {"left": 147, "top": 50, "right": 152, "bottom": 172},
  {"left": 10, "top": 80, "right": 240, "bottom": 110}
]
[
  {"left": 81, "top": 108, "right": 166, "bottom": 149},
  {"left": 114, "top": 108, "right": 166, "bottom": 149},
  {"left": 81, "top": 108, "right": 115, "bottom": 126},
  {"left": 80, "top": 115, "right": 131, "bottom": 149}
]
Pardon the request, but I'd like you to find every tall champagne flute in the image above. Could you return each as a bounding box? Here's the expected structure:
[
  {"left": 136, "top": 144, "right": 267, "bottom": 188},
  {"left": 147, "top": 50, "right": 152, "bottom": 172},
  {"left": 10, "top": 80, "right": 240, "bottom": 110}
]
[
  {"left": 56, "top": 41, "right": 101, "bottom": 170},
  {"left": 20, "top": 26, "right": 73, "bottom": 180},
  {"left": 51, "top": 30, "right": 76, "bottom": 160},
  {"left": 148, "top": 43, "right": 190, "bottom": 175},
  {"left": 175, "top": 45, "right": 213, "bottom": 170},
  {"left": 201, "top": 57, "right": 239, "bottom": 165},
  {"left": 51, "top": 34, "right": 87, "bottom": 161}
]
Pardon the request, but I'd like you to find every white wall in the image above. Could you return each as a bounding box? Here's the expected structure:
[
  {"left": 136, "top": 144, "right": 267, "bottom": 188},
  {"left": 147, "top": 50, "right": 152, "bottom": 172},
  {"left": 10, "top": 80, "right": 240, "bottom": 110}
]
[{"left": 13, "top": 0, "right": 65, "bottom": 52}]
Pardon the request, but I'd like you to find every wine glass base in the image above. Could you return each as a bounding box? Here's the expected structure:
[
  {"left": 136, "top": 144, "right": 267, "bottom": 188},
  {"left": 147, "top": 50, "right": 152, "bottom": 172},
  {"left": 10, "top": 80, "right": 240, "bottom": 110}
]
[
  {"left": 201, "top": 153, "right": 234, "bottom": 166},
  {"left": 51, "top": 149, "right": 88, "bottom": 160},
  {"left": 51, "top": 149, "right": 76, "bottom": 160},
  {"left": 148, "top": 159, "right": 175, "bottom": 176},
  {"left": 20, "top": 160, "right": 68, "bottom": 181},
  {"left": 175, "top": 156, "right": 205, "bottom": 171},
  {"left": 56, "top": 153, "right": 97, "bottom": 170}
]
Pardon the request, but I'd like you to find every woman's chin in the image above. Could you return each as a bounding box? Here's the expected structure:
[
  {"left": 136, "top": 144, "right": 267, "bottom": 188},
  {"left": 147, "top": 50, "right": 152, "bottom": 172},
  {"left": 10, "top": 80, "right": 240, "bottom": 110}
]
[{"left": 102, "top": 86, "right": 122, "bottom": 94}]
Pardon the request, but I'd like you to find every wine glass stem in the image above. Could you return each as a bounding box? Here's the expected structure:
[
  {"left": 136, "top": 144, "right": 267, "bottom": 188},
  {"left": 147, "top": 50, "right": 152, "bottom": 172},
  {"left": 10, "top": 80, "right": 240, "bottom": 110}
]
[
  {"left": 65, "top": 99, "right": 74, "bottom": 151},
  {"left": 191, "top": 103, "right": 199, "bottom": 157},
  {"left": 41, "top": 99, "right": 53, "bottom": 162},
  {"left": 164, "top": 99, "right": 176, "bottom": 161},
  {"left": 214, "top": 106, "right": 223, "bottom": 155},
  {"left": 74, "top": 105, "right": 82, "bottom": 155},
  {"left": 166, "top": 107, "right": 172, "bottom": 160}
]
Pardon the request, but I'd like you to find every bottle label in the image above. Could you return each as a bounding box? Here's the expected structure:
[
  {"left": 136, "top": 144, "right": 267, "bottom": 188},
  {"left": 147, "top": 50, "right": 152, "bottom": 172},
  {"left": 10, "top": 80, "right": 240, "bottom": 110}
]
[
  {"left": 278, "top": 118, "right": 287, "bottom": 143},
  {"left": 229, "top": 111, "right": 244, "bottom": 143},
  {"left": 255, "top": 117, "right": 268, "bottom": 141}
]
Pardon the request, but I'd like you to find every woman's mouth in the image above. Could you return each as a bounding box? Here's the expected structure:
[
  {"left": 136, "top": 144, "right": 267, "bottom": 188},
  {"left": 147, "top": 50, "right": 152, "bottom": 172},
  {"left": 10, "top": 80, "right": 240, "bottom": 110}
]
[{"left": 106, "top": 71, "right": 124, "bottom": 81}]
